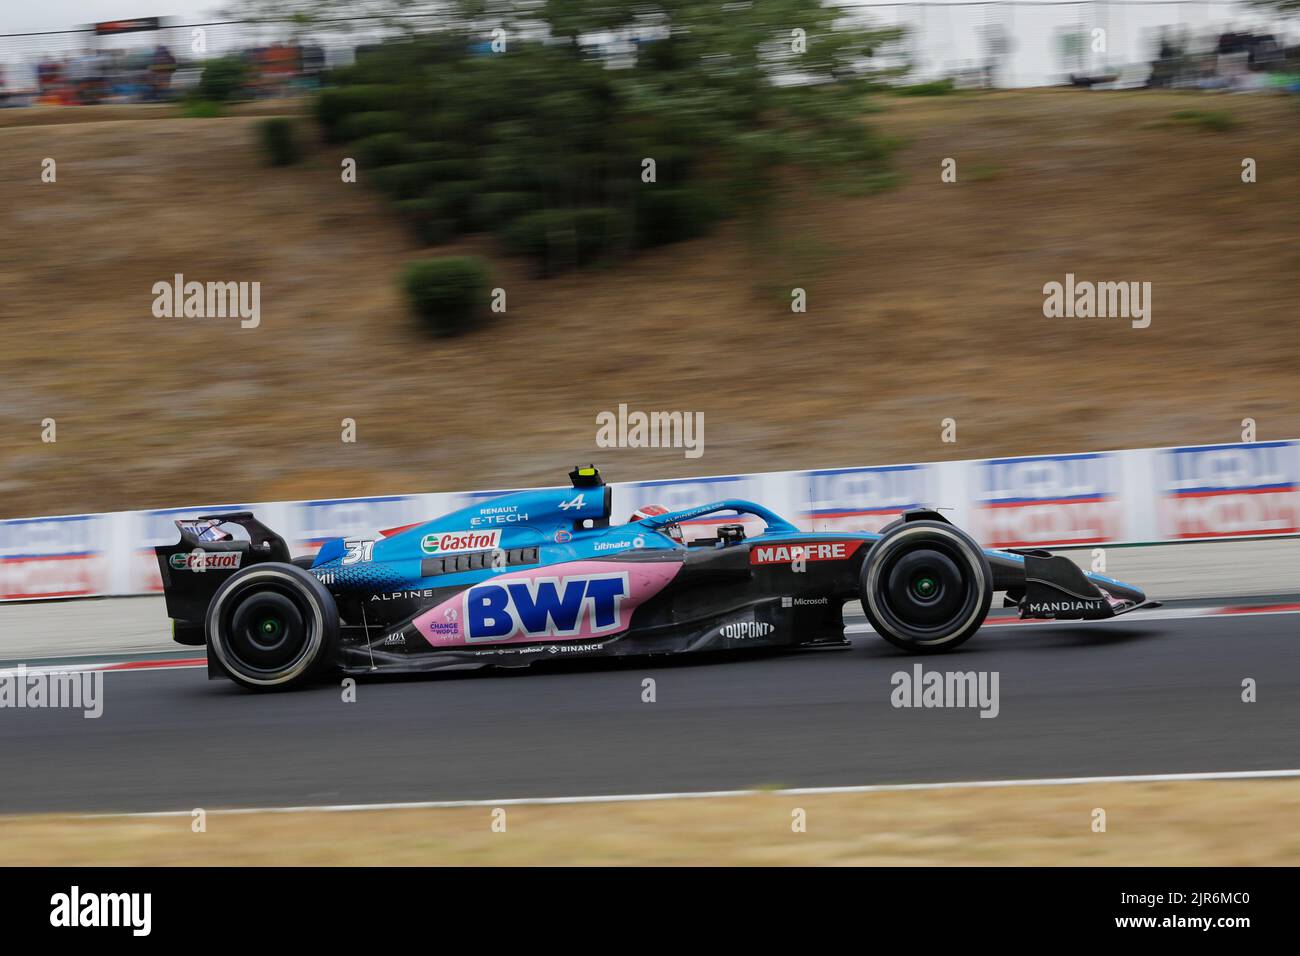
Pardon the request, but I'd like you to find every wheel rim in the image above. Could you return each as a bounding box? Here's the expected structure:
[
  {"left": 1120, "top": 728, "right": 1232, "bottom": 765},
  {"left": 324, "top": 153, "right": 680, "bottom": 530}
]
[
  {"left": 866, "top": 529, "right": 986, "bottom": 645},
  {"left": 883, "top": 549, "right": 967, "bottom": 628},
  {"left": 211, "top": 573, "right": 322, "bottom": 683}
]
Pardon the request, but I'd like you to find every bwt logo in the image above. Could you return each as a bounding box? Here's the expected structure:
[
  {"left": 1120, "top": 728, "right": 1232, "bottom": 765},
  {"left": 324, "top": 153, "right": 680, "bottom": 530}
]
[
  {"left": 976, "top": 454, "right": 1120, "bottom": 546},
  {"left": 465, "top": 573, "right": 629, "bottom": 641}
]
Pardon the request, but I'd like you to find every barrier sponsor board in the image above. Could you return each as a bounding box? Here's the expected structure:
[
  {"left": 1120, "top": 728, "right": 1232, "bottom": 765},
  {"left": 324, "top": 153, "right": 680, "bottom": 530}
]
[
  {"left": 0, "top": 514, "right": 111, "bottom": 600},
  {"left": 972, "top": 452, "right": 1124, "bottom": 547},
  {"left": 290, "top": 495, "right": 429, "bottom": 551},
  {"left": 1157, "top": 441, "right": 1299, "bottom": 539},
  {"left": 1, "top": 440, "right": 1296, "bottom": 601},
  {"left": 799, "top": 464, "right": 934, "bottom": 533}
]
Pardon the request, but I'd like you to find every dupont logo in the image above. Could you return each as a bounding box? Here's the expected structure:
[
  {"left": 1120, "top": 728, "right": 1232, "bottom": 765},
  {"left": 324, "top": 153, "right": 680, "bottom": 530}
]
[
  {"left": 169, "top": 551, "right": 241, "bottom": 572},
  {"left": 750, "top": 541, "right": 855, "bottom": 565},
  {"left": 420, "top": 529, "right": 501, "bottom": 556},
  {"left": 719, "top": 621, "right": 775, "bottom": 639}
]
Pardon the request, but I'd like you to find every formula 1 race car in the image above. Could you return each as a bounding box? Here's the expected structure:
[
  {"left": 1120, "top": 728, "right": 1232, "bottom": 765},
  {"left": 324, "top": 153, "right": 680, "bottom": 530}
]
[{"left": 156, "top": 466, "right": 1158, "bottom": 690}]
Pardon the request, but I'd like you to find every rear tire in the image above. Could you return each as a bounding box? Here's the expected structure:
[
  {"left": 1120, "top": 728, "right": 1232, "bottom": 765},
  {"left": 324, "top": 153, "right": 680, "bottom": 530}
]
[
  {"left": 859, "top": 520, "right": 992, "bottom": 653},
  {"left": 206, "top": 563, "right": 338, "bottom": 690}
]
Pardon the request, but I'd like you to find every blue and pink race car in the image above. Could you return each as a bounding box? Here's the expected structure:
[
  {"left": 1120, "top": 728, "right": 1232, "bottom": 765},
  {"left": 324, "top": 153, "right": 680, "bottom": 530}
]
[{"left": 155, "top": 466, "right": 1157, "bottom": 690}]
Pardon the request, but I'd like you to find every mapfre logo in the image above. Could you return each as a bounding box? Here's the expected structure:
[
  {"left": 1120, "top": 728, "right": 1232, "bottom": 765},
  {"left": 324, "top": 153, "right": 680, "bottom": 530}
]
[
  {"left": 169, "top": 551, "right": 241, "bottom": 572},
  {"left": 750, "top": 541, "right": 854, "bottom": 565},
  {"left": 421, "top": 529, "right": 501, "bottom": 555},
  {"left": 465, "top": 572, "right": 628, "bottom": 641}
]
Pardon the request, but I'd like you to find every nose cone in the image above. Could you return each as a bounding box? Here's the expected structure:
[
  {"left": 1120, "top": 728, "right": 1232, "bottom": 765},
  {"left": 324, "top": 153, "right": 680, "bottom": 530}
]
[{"left": 1088, "top": 572, "right": 1146, "bottom": 605}]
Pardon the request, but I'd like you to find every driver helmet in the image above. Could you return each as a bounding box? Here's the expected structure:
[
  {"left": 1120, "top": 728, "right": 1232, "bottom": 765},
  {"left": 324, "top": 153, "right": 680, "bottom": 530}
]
[{"left": 628, "top": 504, "right": 683, "bottom": 544}]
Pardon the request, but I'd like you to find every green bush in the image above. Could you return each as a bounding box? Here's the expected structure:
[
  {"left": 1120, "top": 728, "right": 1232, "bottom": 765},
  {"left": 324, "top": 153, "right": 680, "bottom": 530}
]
[
  {"left": 402, "top": 257, "right": 492, "bottom": 336},
  {"left": 340, "top": 110, "right": 407, "bottom": 141},
  {"left": 179, "top": 98, "right": 223, "bottom": 118},
  {"left": 503, "top": 207, "right": 630, "bottom": 274},
  {"left": 503, "top": 209, "right": 577, "bottom": 275},
  {"left": 197, "top": 56, "right": 249, "bottom": 103},
  {"left": 355, "top": 132, "right": 410, "bottom": 169},
  {"left": 428, "top": 158, "right": 478, "bottom": 182},
  {"left": 312, "top": 3, "right": 900, "bottom": 278},
  {"left": 315, "top": 89, "right": 350, "bottom": 139},
  {"left": 316, "top": 86, "right": 397, "bottom": 141},
  {"left": 342, "top": 85, "right": 397, "bottom": 113},
  {"left": 633, "top": 187, "right": 723, "bottom": 248},
  {"left": 396, "top": 199, "right": 455, "bottom": 247},
  {"left": 258, "top": 118, "right": 300, "bottom": 166},
  {"left": 371, "top": 161, "right": 438, "bottom": 199},
  {"left": 473, "top": 191, "right": 543, "bottom": 232},
  {"left": 892, "top": 79, "right": 956, "bottom": 96},
  {"left": 480, "top": 153, "right": 543, "bottom": 193},
  {"left": 407, "top": 141, "right": 449, "bottom": 163},
  {"left": 1169, "top": 109, "right": 1239, "bottom": 132},
  {"left": 574, "top": 207, "right": 631, "bottom": 263},
  {"left": 428, "top": 180, "right": 480, "bottom": 231}
]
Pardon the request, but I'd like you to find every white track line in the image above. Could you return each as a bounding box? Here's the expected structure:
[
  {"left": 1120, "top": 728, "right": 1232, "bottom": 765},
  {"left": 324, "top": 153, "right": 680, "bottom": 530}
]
[
  {"left": 87, "top": 768, "right": 1300, "bottom": 819},
  {"left": 12, "top": 602, "right": 1300, "bottom": 674},
  {"left": 0, "top": 660, "right": 205, "bottom": 674}
]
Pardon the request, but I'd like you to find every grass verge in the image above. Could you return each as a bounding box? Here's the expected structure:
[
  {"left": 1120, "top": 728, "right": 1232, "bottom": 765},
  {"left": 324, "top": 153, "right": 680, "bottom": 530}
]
[{"left": 2, "top": 778, "right": 1298, "bottom": 865}]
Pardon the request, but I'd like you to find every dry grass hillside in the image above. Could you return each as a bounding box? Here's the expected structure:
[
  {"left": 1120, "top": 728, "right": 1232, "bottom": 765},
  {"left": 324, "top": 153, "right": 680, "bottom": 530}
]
[{"left": 1, "top": 91, "right": 1297, "bottom": 518}]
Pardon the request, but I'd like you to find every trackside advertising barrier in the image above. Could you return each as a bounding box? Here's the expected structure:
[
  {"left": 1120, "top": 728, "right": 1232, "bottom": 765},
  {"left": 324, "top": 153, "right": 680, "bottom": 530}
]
[{"left": 2, "top": 440, "right": 1297, "bottom": 601}]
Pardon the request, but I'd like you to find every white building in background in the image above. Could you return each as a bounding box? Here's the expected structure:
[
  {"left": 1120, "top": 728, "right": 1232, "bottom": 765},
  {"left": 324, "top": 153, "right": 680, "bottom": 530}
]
[
  {"left": 0, "top": 0, "right": 1294, "bottom": 93},
  {"left": 846, "top": 0, "right": 1296, "bottom": 87}
]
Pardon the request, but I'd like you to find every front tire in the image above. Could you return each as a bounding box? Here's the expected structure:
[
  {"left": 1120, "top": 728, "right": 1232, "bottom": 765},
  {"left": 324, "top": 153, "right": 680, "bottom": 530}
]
[
  {"left": 859, "top": 520, "right": 992, "bottom": 653},
  {"left": 206, "top": 563, "right": 338, "bottom": 690}
]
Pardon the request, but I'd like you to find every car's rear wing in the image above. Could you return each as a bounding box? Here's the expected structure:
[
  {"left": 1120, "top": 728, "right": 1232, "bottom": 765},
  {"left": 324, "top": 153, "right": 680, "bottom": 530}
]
[{"left": 154, "top": 512, "right": 292, "bottom": 642}]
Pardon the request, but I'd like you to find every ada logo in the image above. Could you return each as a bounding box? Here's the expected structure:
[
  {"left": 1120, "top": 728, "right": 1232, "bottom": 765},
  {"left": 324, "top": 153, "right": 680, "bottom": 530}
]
[
  {"left": 465, "top": 572, "right": 628, "bottom": 641},
  {"left": 169, "top": 551, "right": 241, "bottom": 572},
  {"left": 421, "top": 529, "right": 501, "bottom": 556},
  {"left": 750, "top": 541, "right": 855, "bottom": 565}
]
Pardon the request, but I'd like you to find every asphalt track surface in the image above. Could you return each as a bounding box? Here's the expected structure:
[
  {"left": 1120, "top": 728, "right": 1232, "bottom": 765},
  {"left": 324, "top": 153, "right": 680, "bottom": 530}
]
[{"left": 1, "top": 609, "right": 1297, "bottom": 814}]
